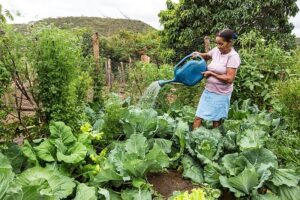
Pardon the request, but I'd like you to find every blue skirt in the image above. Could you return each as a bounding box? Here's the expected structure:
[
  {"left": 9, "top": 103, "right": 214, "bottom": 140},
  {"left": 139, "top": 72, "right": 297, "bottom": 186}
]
[{"left": 195, "top": 89, "right": 231, "bottom": 121}]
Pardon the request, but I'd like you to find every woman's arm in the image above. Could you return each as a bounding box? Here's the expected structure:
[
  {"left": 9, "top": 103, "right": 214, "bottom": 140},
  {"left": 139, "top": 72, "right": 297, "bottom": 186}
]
[
  {"left": 192, "top": 51, "right": 212, "bottom": 61},
  {"left": 202, "top": 67, "right": 237, "bottom": 84}
]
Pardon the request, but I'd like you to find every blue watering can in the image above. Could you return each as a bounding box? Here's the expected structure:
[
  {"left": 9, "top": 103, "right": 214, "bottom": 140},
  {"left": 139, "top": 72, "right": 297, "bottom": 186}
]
[{"left": 158, "top": 53, "right": 207, "bottom": 87}]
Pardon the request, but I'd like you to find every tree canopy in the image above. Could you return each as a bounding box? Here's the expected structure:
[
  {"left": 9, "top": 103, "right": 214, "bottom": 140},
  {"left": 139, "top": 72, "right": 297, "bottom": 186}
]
[{"left": 159, "top": 0, "right": 299, "bottom": 58}]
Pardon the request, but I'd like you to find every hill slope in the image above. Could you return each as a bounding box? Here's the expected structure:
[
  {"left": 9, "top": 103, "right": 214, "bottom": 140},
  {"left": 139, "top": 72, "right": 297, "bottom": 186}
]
[{"left": 13, "top": 16, "right": 155, "bottom": 35}]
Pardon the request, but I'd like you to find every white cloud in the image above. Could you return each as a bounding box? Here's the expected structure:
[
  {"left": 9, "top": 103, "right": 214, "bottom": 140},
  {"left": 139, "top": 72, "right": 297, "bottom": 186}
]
[{"left": 0, "top": 0, "right": 299, "bottom": 36}]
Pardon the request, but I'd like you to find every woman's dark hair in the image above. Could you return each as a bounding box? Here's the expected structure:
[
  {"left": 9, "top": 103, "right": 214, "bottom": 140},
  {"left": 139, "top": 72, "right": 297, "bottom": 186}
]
[{"left": 216, "top": 29, "right": 238, "bottom": 42}]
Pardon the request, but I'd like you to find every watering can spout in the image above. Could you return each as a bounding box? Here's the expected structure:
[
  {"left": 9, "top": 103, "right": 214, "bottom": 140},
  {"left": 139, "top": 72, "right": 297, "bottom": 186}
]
[{"left": 158, "top": 79, "right": 176, "bottom": 87}]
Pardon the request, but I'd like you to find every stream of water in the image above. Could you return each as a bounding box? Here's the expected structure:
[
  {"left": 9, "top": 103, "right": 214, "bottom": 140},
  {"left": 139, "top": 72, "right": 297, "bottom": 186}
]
[{"left": 138, "top": 81, "right": 162, "bottom": 109}]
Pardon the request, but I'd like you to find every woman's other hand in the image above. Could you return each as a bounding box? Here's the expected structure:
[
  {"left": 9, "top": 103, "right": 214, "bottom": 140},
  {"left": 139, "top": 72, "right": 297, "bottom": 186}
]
[{"left": 202, "top": 71, "right": 213, "bottom": 77}]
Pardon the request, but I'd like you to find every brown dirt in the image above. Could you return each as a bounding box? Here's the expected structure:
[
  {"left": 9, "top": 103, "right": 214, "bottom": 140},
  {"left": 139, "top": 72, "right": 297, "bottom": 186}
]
[
  {"left": 147, "top": 170, "right": 197, "bottom": 198},
  {"left": 147, "top": 170, "right": 236, "bottom": 200}
]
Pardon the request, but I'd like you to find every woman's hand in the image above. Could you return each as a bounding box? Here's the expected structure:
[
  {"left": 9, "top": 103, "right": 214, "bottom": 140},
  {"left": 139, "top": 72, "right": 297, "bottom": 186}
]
[
  {"left": 202, "top": 71, "right": 213, "bottom": 77},
  {"left": 202, "top": 68, "right": 237, "bottom": 84},
  {"left": 191, "top": 51, "right": 212, "bottom": 60},
  {"left": 192, "top": 51, "right": 201, "bottom": 59}
]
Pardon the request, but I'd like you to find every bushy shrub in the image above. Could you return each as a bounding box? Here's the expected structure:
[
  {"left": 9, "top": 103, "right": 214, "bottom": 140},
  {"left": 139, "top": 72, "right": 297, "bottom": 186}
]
[
  {"left": 233, "top": 31, "right": 297, "bottom": 108},
  {"left": 273, "top": 78, "right": 300, "bottom": 128},
  {"left": 28, "top": 25, "right": 91, "bottom": 128}
]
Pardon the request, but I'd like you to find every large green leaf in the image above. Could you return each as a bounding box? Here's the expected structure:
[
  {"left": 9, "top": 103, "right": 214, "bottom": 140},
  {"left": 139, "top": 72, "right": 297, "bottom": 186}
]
[
  {"left": 121, "top": 188, "right": 152, "bottom": 200},
  {"left": 1, "top": 143, "right": 26, "bottom": 174},
  {"left": 241, "top": 148, "right": 278, "bottom": 169},
  {"left": 2, "top": 181, "right": 23, "bottom": 200},
  {"left": 171, "top": 120, "right": 189, "bottom": 161},
  {"left": 155, "top": 113, "right": 176, "bottom": 137},
  {"left": 182, "top": 155, "right": 204, "bottom": 184},
  {"left": 152, "top": 138, "right": 173, "bottom": 154},
  {"left": 220, "top": 168, "right": 259, "bottom": 197},
  {"left": 122, "top": 143, "right": 169, "bottom": 177},
  {"left": 0, "top": 153, "right": 14, "bottom": 199},
  {"left": 223, "top": 130, "right": 238, "bottom": 151},
  {"left": 238, "top": 129, "right": 268, "bottom": 150},
  {"left": 252, "top": 191, "right": 280, "bottom": 200},
  {"left": 34, "top": 140, "right": 56, "bottom": 162},
  {"left": 16, "top": 166, "right": 75, "bottom": 199},
  {"left": 123, "top": 107, "right": 158, "bottom": 138},
  {"left": 278, "top": 186, "right": 300, "bottom": 200},
  {"left": 271, "top": 168, "right": 300, "bottom": 187},
  {"left": 221, "top": 153, "right": 247, "bottom": 176},
  {"left": 49, "top": 121, "right": 76, "bottom": 145},
  {"left": 204, "top": 162, "right": 224, "bottom": 186},
  {"left": 22, "top": 140, "right": 38, "bottom": 163},
  {"left": 74, "top": 183, "right": 97, "bottom": 200},
  {"left": 123, "top": 155, "right": 152, "bottom": 177},
  {"left": 145, "top": 143, "right": 169, "bottom": 170},
  {"left": 94, "top": 168, "right": 123, "bottom": 183},
  {"left": 98, "top": 187, "right": 110, "bottom": 200},
  {"left": 125, "top": 134, "right": 148, "bottom": 158},
  {"left": 56, "top": 142, "right": 87, "bottom": 164},
  {"left": 255, "top": 166, "right": 272, "bottom": 189}
]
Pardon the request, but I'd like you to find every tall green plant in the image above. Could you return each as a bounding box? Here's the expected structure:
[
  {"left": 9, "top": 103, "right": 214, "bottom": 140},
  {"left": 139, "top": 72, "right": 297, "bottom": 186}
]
[{"left": 28, "top": 25, "right": 88, "bottom": 128}]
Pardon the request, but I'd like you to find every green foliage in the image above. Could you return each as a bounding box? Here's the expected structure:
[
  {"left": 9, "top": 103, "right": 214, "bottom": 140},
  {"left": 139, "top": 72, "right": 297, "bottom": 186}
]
[
  {"left": 0, "top": 151, "right": 76, "bottom": 199},
  {"left": 233, "top": 31, "right": 297, "bottom": 108},
  {"left": 74, "top": 183, "right": 97, "bottom": 200},
  {"left": 169, "top": 187, "right": 221, "bottom": 200},
  {"left": 186, "top": 128, "right": 223, "bottom": 164},
  {"left": 0, "top": 4, "right": 13, "bottom": 24},
  {"left": 93, "top": 134, "right": 170, "bottom": 184},
  {"left": 28, "top": 25, "right": 89, "bottom": 127},
  {"left": 159, "top": 0, "right": 299, "bottom": 58},
  {"left": 101, "top": 30, "right": 174, "bottom": 67},
  {"left": 181, "top": 155, "right": 204, "bottom": 184},
  {"left": 22, "top": 121, "right": 89, "bottom": 164},
  {"left": 1, "top": 96, "right": 300, "bottom": 199},
  {"left": 273, "top": 78, "right": 300, "bottom": 127},
  {"left": 0, "top": 23, "right": 31, "bottom": 139},
  {"left": 101, "top": 94, "right": 127, "bottom": 140}
]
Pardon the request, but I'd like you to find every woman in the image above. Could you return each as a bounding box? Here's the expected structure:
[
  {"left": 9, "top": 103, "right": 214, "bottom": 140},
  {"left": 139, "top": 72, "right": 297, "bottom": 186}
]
[{"left": 192, "top": 29, "right": 241, "bottom": 129}]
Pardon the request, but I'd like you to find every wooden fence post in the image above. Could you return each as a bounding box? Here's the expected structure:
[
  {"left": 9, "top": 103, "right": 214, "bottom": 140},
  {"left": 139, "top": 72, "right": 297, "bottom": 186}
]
[
  {"left": 107, "top": 57, "right": 112, "bottom": 91},
  {"left": 92, "top": 32, "right": 101, "bottom": 102}
]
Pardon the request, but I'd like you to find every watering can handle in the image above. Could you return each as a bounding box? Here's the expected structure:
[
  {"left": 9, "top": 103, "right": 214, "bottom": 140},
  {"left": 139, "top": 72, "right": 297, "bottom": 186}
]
[{"left": 174, "top": 53, "right": 203, "bottom": 71}]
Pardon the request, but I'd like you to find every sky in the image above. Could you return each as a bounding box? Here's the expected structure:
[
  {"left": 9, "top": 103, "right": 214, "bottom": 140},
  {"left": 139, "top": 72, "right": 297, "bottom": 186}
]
[{"left": 1, "top": 0, "right": 300, "bottom": 36}]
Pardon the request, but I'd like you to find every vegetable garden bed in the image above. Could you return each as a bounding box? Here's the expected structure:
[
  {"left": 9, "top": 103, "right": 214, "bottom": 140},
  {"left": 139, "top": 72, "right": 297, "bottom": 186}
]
[{"left": 1, "top": 97, "right": 300, "bottom": 199}]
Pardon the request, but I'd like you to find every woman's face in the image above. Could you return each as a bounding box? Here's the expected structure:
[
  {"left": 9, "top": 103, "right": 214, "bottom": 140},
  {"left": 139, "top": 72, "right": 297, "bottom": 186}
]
[{"left": 216, "top": 36, "right": 232, "bottom": 53}]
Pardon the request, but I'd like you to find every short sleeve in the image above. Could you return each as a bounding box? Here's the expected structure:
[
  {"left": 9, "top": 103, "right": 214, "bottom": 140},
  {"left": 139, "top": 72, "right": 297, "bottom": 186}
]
[
  {"left": 227, "top": 54, "right": 241, "bottom": 69},
  {"left": 207, "top": 47, "right": 217, "bottom": 57}
]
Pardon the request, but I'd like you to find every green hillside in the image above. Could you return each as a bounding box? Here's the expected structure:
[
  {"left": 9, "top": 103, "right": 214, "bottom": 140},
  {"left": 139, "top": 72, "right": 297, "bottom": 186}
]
[{"left": 13, "top": 16, "right": 155, "bottom": 35}]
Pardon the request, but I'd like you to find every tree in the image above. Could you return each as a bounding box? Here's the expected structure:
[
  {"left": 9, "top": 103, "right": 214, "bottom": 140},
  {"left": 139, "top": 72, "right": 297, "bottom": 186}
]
[
  {"left": 0, "top": 4, "right": 13, "bottom": 24},
  {"left": 159, "top": 0, "right": 299, "bottom": 58}
]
